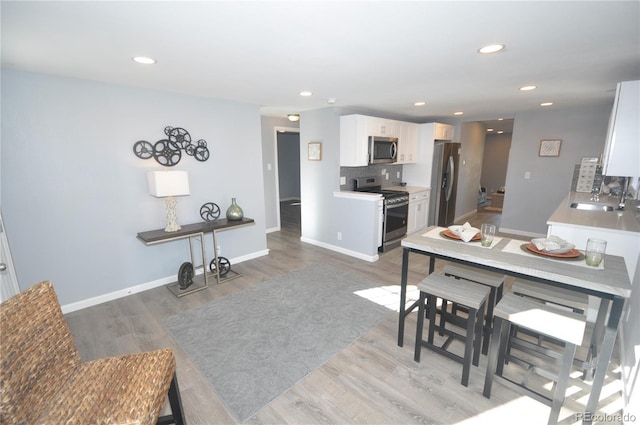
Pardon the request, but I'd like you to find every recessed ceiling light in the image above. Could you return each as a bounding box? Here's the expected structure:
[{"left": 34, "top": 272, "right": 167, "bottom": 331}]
[
  {"left": 287, "top": 114, "right": 300, "bottom": 122},
  {"left": 540, "top": 102, "right": 554, "bottom": 106},
  {"left": 299, "top": 91, "right": 312, "bottom": 97},
  {"left": 454, "top": 111, "right": 464, "bottom": 116},
  {"left": 414, "top": 101, "right": 426, "bottom": 106},
  {"left": 497, "top": 118, "right": 504, "bottom": 121},
  {"left": 497, "top": 131, "right": 504, "bottom": 134},
  {"left": 132, "top": 56, "right": 156, "bottom": 65},
  {"left": 478, "top": 44, "right": 505, "bottom": 54},
  {"left": 520, "top": 85, "right": 537, "bottom": 91},
  {"left": 487, "top": 128, "right": 494, "bottom": 132}
]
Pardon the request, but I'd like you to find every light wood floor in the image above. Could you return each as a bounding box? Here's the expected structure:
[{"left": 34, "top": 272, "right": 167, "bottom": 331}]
[{"left": 65, "top": 205, "right": 624, "bottom": 425}]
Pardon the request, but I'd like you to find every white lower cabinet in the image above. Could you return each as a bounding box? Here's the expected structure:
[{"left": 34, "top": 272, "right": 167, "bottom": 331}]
[{"left": 407, "top": 190, "right": 429, "bottom": 234}]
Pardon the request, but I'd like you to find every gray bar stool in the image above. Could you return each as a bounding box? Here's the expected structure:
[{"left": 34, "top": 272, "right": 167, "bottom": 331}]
[
  {"left": 511, "top": 280, "right": 589, "bottom": 314},
  {"left": 414, "top": 272, "right": 490, "bottom": 387},
  {"left": 483, "top": 293, "right": 586, "bottom": 425},
  {"left": 442, "top": 265, "right": 506, "bottom": 354},
  {"left": 510, "top": 280, "right": 591, "bottom": 366}
]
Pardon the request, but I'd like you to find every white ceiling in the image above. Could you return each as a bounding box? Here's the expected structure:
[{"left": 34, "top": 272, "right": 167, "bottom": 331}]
[{"left": 2, "top": 1, "right": 639, "bottom": 125}]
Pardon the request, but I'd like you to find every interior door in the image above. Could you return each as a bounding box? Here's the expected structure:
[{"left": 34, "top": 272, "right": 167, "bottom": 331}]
[{"left": 0, "top": 212, "right": 20, "bottom": 301}]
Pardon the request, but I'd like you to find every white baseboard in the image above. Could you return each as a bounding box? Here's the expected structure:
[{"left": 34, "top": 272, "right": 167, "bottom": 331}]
[
  {"left": 61, "top": 249, "right": 270, "bottom": 314},
  {"left": 299, "top": 236, "right": 379, "bottom": 262},
  {"left": 265, "top": 226, "right": 280, "bottom": 234}
]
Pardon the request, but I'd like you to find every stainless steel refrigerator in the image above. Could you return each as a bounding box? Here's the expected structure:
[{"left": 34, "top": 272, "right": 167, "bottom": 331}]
[{"left": 429, "top": 141, "right": 461, "bottom": 227}]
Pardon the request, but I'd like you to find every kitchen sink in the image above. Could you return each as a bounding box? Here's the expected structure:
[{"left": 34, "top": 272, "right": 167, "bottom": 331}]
[{"left": 570, "top": 202, "right": 615, "bottom": 212}]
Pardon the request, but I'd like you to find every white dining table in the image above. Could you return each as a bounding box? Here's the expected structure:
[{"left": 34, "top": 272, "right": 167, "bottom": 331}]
[{"left": 398, "top": 226, "right": 631, "bottom": 424}]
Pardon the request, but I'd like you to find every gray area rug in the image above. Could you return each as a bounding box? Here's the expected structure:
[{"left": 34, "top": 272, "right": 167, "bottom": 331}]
[{"left": 163, "top": 263, "right": 392, "bottom": 422}]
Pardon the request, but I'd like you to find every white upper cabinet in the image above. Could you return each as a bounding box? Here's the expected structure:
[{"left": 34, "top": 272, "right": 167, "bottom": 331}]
[
  {"left": 368, "top": 117, "right": 398, "bottom": 137},
  {"left": 397, "top": 122, "right": 418, "bottom": 164},
  {"left": 434, "top": 123, "right": 455, "bottom": 140},
  {"left": 602, "top": 80, "right": 640, "bottom": 177},
  {"left": 340, "top": 114, "right": 415, "bottom": 166},
  {"left": 340, "top": 114, "right": 370, "bottom": 166}
]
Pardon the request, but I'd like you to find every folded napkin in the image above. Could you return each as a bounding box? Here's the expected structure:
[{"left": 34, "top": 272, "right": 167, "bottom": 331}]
[
  {"left": 448, "top": 222, "right": 480, "bottom": 242},
  {"left": 532, "top": 235, "right": 574, "bottom": 252}
]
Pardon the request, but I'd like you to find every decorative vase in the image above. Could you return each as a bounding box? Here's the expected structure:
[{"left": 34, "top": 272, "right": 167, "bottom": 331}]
[{"left": 226, "top": 198, "right": 244, "bottom": 221}]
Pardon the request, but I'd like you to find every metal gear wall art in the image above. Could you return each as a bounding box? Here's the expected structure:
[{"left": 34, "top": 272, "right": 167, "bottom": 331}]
[
  {"left": 199, "top": 202, "right": 221, "bottom": 222},
  {"left": 133, "top": 126, "right": 210, "bottom": 166}
]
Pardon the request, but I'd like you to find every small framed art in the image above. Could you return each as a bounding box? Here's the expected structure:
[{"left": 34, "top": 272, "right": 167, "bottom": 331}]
[
  {"left": 308, "top": 142, "right": 322, "bottom": 161},
  {"left": 539, "top": 139, "right": 562, "bottom": 157}
]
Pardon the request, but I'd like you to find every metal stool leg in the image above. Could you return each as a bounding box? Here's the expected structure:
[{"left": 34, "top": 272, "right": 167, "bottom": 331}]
[
  {"left": 548, "top": 342, "right": 577, "bottom": 425},
  {"left": 414, "top": 291, "right": 427, "bottom": 362}
]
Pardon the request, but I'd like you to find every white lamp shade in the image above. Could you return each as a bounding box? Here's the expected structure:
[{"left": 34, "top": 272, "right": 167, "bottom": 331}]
[{"left": 148, "top": 171, "right": 190, "bottom": 197}]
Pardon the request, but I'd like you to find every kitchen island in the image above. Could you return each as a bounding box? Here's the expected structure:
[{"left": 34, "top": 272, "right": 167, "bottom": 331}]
[{"left": 547, "top": 191, "right": 639, "bottom": 281}]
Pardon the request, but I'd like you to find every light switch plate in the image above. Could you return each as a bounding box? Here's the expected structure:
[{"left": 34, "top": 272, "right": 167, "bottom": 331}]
[{"left": 340, "top": 176, "right": 346, "bottom": 185}]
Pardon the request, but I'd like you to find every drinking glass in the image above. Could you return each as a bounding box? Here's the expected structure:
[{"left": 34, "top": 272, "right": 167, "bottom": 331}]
[
  {"left": 585, "top": 238, "right": 607, "bottom": 267},
  {"left": 480, "top": 223, "right": 496, "bottom": 247}
]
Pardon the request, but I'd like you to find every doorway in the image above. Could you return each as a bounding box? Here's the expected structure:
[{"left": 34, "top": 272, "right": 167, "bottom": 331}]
[
  {"left": 479, "top": 120, "right": 512, "bottom": 213},
  {"left": 0, "top": 212, "right": 20, "bottom": 301},
  {"left": 275, "top": 129, "right": 301, "bottom": 233}
]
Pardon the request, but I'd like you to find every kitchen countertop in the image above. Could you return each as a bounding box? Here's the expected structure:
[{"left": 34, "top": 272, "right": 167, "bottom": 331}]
[
  {"left": 547, "top": 192, "right": 640, "bottom": 234},
  {"left": 333, "top": 190, "right": 382, "bottom": 201},
  {"left": 387, "top": 185, "right": 430, "bottom": 194}
]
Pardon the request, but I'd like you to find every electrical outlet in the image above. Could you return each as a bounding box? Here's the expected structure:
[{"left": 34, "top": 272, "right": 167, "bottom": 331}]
[
  {"left": 337, "top": 232, "right": 342, "bottom": 240},
  {"left": 385, "top": 173, "right": 389, "bottom": 180},
  {"left": 340, "top": 176, "right": 346, "bottom": 185},
  {"left": 397, "top": 171, "right": 400, "bottom": 178}
]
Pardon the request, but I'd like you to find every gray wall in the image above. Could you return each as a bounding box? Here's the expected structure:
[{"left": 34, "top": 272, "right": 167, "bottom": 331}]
[
  {"left": 277, "top": 132, "right": 301, "bottom": 201},
  {"left": 299, "top": 108, "right": 341, "bottom": 242},
  {"left": 481, "top": 132, "right": 512, "bottom": 196},
  {"left": 501, "top": 103, "right": 611, "bottom": 235},
  {"left": 456, "top": 121, "right": 486, "bottom": 220},
  {"left": 299, "top": 107, "right": 379, "bottom": 258},
  {"left": 2, "top": 69, "right": 268, "bottom": 306}
]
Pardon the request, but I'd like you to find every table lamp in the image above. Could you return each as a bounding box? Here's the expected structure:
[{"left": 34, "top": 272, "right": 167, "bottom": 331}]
[{"left": 148, "top": 170, "right": 190, "bottom": 232}]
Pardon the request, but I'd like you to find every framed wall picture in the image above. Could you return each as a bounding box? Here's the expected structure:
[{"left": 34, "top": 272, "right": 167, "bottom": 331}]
[
  {"left": 539, "top": 139, "right": 562, "bottom": 157},
  {"left": 308, "top": 141, "right": 322, "bottom": 161}
]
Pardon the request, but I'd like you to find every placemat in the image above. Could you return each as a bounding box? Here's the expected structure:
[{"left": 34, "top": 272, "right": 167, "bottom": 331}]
[
  {"left": 422, "top": 226, "right": 502, "bottom": 248},
  {"left": 502, "top": 239, "right": 604, "bottom": 270}
]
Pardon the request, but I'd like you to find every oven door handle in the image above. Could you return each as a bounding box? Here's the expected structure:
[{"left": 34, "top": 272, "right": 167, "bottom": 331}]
[{"left": 386, "top": 200, "right": 409, "bottom": 208}]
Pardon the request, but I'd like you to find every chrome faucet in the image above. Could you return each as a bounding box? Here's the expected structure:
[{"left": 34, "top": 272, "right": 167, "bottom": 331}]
[{"left": 617, "top": 177, "right": 630, "bottom": 210}]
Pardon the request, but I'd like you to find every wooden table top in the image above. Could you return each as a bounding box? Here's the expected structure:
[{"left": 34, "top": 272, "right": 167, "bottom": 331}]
[{"left": 137, "top": 218, "right": 255, "bottom": 244}]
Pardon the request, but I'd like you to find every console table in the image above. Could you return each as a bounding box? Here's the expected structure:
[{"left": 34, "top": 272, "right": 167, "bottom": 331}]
[{"left": 137, "top": 218, "right": 255, "bottom": 297}]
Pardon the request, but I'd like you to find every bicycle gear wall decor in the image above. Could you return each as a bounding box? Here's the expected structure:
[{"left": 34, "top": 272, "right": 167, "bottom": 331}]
[
  {"left": 133, "top": 126, "right": 210, "bottom": 166},
  {"left": 199, "top": 202, "right": 221, "bottom": 222}
]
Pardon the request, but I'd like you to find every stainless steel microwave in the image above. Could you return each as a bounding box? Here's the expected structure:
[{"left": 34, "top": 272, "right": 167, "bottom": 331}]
[{"left": 369, "top": 136, "right": 398, "bottom": 164}]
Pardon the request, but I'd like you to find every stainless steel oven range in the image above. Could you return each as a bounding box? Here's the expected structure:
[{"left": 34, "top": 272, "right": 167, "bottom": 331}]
[{"left": 354, "top": 176, "right": 409, "bottom": 252}]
